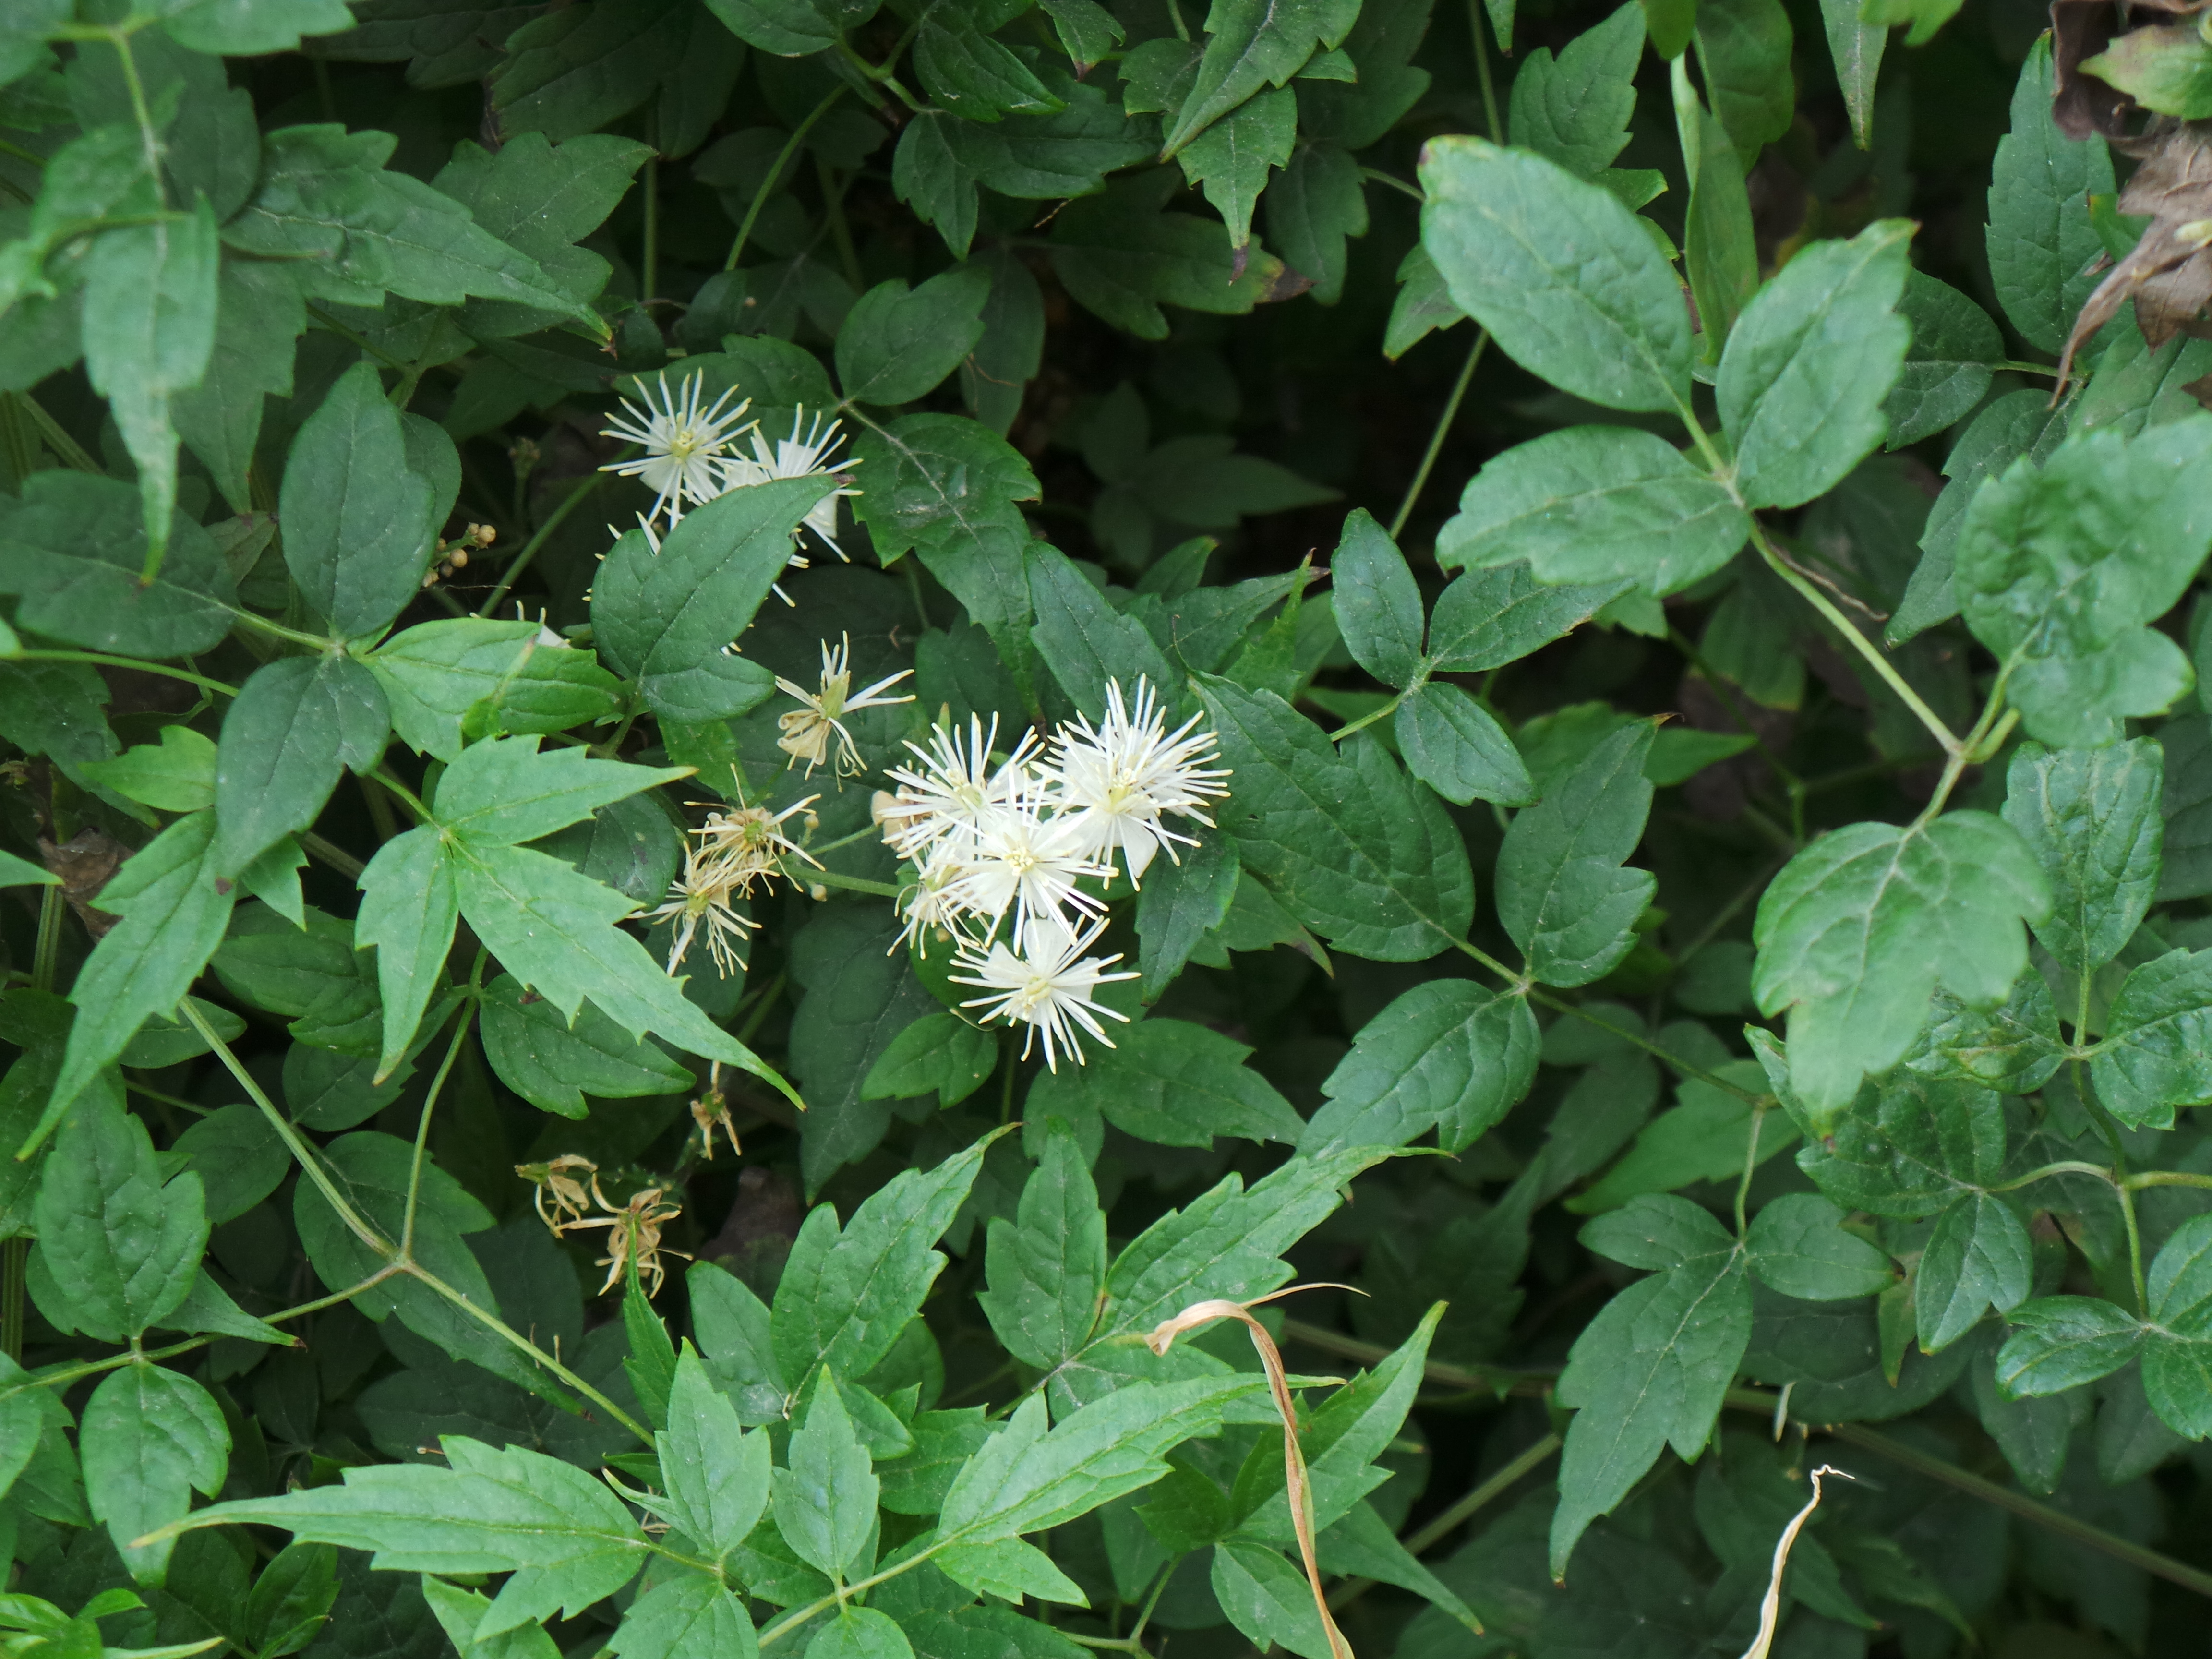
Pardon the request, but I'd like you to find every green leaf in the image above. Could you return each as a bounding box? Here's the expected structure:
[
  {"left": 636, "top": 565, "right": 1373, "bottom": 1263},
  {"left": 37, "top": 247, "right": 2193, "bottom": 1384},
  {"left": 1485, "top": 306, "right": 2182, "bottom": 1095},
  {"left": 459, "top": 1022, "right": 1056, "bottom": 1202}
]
[
  {"left": 224, "top": 125, "right": 590, "bottom": 320},
  {"left": 1716, "top": 220, "right": 1912, "bottom": 511},
  {"left": 1301, "top": 980, "right": 1539, "bottom": 1154},
  {"left": 592, "top": 477, "right": 837, "bottom": 724},
  {"left": 80, "top": 726, "right": 217, "bottom": 814},
  {"left": 1692, "top": 0, "right": 1792, "bottom": 162},
  {"left": 80, "top": 1365, "right": 227, "bottom": 1585},
  {"left": 1419, "top": 136, "right": 1692, "bottom": 415},
  {"left": 1679, "top": 78, "right": 1758, "bottom": 366},
  {"left": 1161, "top": 0, "right": 1359, "bottom": 156},
  {"left": 2088, "top": 948, "right": 2212, "bottom": 1129},
  {"left": 454, "top": 842, "right": 785, "bottom": 1090},
  {"left": 1263, "top": 138, "right": 1368, "bottom": 304},
  {"left": 176, "top": 1438, "right": 651, "bottom": 1635},
  {"left": 654, "top": 1348, "right": 770, "bottom": 1563},
  {"left": 1884, "top": 273, "right": 2002, "bottom": 449},
  {"left": 2080, "top": 25, "right": 2212, "bottom": 118},
  {"left": 1906, "top": 976, "right": 2067, "bottom": 1096},
  {"left": 939, "top": 1376, "right": 1264, "bottom": 1560},
  {"left": 1995, "top": 1298, "right": 2143, "bottom": 1398},
  {"left": 948, "top": 77, "right": 1153, "bottom": 201},
  {"left": 1745, "top": 1192, "right": 1894, "bottom": 1299},
  {"left": 773, "top": 1133, "right": 996, "bottom": 1386},
  {"left": 1795, "top": 1071, "right": 2004, "bottom": 1218},
  {"left": 82, "top": 198, "right": 220, "bottom": 577},
  {"left": 1551, "top": 1195, "right": 1749, "bottom": 1575},
  {"left": 1384, "top": 245, "right": 1465, "bottom": 360},
  {"left": 434, "top": 736, "right": 684, "bottom": 849},
  {"left": 858, "top": 1012, "right": 997, "bottom": 1109},
  {"left": 688, "top": 1262, "right": 786, "bottom": 1426},
  {"left": 1213, "top": 1539, "right": 1332, "bottom": 1659},
  {"left": 172, "top": 1102, "right": 284, "bottom": 1232},
  {"left": 1571, "top": 1062, "right": 1793, "bottom": 1212},
  {"left": 430, "top": 132, "right": 651, "bottom": 332},
  {"left": 893, "top": 115, "right": 980, "bottom": 261},
  {"left": 240, "top": 1541, "right": 339, "bottom": 1658},
  {"left": 280, "top": 361, "right": 439, "bottom": 641},
  {"left": 1751, "top": 813, "right": 2050, "bottom": 1126},
  {"left": 424, "top": 1577, "right": 561, "bottom": 1659},
  {"left": 1917, "top": 1192, "right": 2033, "bottom": 1351},
  {"left": 160, "top": 0, "right": 357, "bottom": 54},
  {"left": 979, "top": 1127, "right": 1106, "bottom": 1371},
  {"left": 1507, "top": 3, "right": 1644, "bottom": 178},
  {"left": 1986, "top": 39, "right": 2115, "bottom": 355},
  {"left": 215, "top": 655, "right": 389, "bottom": 876},
  {"left": 1331, "top": 509, "right": 1424, "bottom": 689},
  {"left": 774, "top": 1377, "right": 877, "bottom": 1580},
  {"left": 835, "top": 267, "right": 991, "bottom": 408},
  {"left": 1819, "top": 0, "right": 1884, "bottom": 144},
  {"left": 33, "top": 1089, "right": 206, "bottom": 1343},
  {"left": 1496, "top": 721, "right": 1657, "bottom": 987},
  {"left": 1024, "top": 543, "right": 1177, "bottom": 716},
  {"left": 479, "top": 973, "right": 694, "bottom": 1119},
  {"left": 1436, "top": 426, "right": 1748, "bottom": 598},
  {"left": 1101, "top": 1147, "right": 1386, "bottom": 1337},
  {"left": 609, "top": 1572, "right": 758, "bottom": 1659},
  {"left": 1026, "top": 1019, "right": 1303, "bottom": 1150},
  {"left": 914, "top": 15, "right": 1064, "bottom": 120},
  {"left": 2002, "top": 738, "right": 2164, "bottom": 985},
  {"left": 1178, "top": 87, "right": 1296, "bottom": 256},
  {"left": 1394, "top": 682, "right": 1536, "bottom": 807},
  {"left": 355, "top": 826, "right": 461, "bottom": 1081},
  {"left": 789, "top": 907, "right": 941, "bottom": 1190},
  {"left": 1197, "top": 678, "right": 1473, "bottom": 961},
  {"left": 805, "top": 1606, "right": 909, "bottom": 1659},
  {"left": 174, "top": 259, "right": 307, "bottom": 516},
  {"left": 0, "top": 471, "right": 239, "bottom": 658},
  {"left": 1135, "top": 832, "right": 1239, "bottom": 998},
  {"left": 701, "top": 0, "right": 841, "bottom": 56},
  {"left": 370, "top": 619, "right": 625, "bottom": 762},
  {"left": 43, "top": 811, "right": 237, "bottom": 1143},
  {"left": 1955, "top": 421, "right": 2212, "bottom": 747},
  {"left": 1048, "top": 171, "right": 1298, "bottom": 342},
  {"left": 1422, "top": 563, "right": 1631, "bottom": 672}
]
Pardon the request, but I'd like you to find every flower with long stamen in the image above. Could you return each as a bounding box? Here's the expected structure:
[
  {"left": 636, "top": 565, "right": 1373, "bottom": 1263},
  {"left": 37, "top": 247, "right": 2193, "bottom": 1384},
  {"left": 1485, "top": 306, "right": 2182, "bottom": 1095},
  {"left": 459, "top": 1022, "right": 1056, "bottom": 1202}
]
[
  {"left": 774, "top": 633, "right": 914, "bottom": 780},
  {"left": 599, "top": 371, "right": 754, "bottom": 528},
  {"left": 694, "top": 784, "right": 822, "bottom": 884},
  {"left": 642, "top": 838, "right": 758, "bottom": 979},
  {"left": 951, "top": 914, "right": 1138, "bottom": 1071},
  {"left": 953, "top": 777, "right": 1114, "bottom": 949},
  {"left": 893, "top": 839, "right": 980, "bottom": 958},
  {"left": 723, "top": 405, "right": 863, "bottom": 557},
  {"left": 878, "top": 714, "right": 1040, "bottom": 862},
  {"left": 1042, "top": 676, "right": 1231, "bottom": 882}
]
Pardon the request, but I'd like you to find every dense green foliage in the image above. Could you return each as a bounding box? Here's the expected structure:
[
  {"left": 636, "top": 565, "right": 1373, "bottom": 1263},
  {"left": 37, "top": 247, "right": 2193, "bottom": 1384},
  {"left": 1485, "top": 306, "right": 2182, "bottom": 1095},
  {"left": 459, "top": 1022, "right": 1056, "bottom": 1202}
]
[{"left": 5, "top": 0, "right": 2212, "bottom": 1655}]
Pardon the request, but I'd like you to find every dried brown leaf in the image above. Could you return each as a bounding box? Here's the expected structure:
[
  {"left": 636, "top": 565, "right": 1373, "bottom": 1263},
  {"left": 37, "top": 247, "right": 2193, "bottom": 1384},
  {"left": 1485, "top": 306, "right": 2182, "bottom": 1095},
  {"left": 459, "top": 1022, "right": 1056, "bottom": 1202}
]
[{"left": 2056, "top": 120, "right": 2212, "bottom": 392}]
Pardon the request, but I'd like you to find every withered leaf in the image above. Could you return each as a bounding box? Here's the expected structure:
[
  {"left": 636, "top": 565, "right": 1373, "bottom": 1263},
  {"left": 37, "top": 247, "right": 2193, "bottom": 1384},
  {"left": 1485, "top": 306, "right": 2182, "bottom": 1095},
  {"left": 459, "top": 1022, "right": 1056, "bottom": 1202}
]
[{"left": 2056, "top": 120, "right": 2212, "bottom": 394}]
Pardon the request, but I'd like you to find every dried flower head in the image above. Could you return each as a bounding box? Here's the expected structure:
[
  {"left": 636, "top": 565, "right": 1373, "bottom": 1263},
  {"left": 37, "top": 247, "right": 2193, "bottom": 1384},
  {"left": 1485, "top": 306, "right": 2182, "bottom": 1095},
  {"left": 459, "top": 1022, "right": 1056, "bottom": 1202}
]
[
  {"left": 516, "top": 1154, "right": 598, "bottom": 1233},
  {"left": 774, "top": 633, "right": 915, "bottom": 780},
  {"left": 562, "top": 1176, "right": 690, "bottom": 1298}
]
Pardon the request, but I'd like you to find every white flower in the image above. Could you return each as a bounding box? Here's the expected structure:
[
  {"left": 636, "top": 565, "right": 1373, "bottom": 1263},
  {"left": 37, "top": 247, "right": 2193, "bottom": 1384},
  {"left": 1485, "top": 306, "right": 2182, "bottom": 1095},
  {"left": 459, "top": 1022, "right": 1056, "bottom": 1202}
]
[
  {"left": 951, "top": 914, "right": 1137, "bottom": 1070},
  {"left": 953, "top": 776, "right": 1114, "bottom": 950},
  {"left": 878, "top": 714, "right": 1040, "bottom": 863},
  {"left": 1042, "top": 677, "right": 1231, "bottom": 883},
  {"left": 599, "top": 371, "right": 755, "bottom": 528},
  {"left": 644, "top": 841, "right": 759, "bottom": 979},
  {"left": 723, "top": 406, "right": 863, "bottom": 558},
  {"left": 893, "top": 839, "right": 977, "bottom": 958},
  {"left": 774, "top": 633, "right": 915, "bottom": 780}
]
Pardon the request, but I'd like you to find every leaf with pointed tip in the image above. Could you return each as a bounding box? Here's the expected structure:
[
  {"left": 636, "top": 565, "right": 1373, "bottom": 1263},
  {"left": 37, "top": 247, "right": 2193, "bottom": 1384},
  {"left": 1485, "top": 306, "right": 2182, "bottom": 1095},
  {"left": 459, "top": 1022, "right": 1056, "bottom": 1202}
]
[
  {"left": 215, "top": 655, "right": 389, "bottom": 877},
  {"left": 1496, "top": 722, "right": 1656, "bottom": 986},
  {"left": 980, "top": 1128, "right": 1107, "bottom": 1371},
  {"left": 80, "top": 1365, "right": 227, "bottom": 1585},
  {"left": 1302, "top": 980, "right": 1538, "bottom": 1154}
]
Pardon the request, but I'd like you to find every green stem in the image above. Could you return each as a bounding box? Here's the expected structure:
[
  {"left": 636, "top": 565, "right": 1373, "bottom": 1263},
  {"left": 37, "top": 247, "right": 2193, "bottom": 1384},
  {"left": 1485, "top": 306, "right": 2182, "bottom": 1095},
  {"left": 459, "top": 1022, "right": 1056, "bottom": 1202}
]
[
  {"left": 301, "top": 830, "right": 366, "bottom": 881},
  {"left": 1359, "top": 168, "right": 1424, "bottom": 203},
  {"left": 180, "top": 1000, "right": 395, "bottom": 1257},
  {"left": 818, "top": 156, "right": 865, "bottom": 294},
  {"left": 808, "top": 867, "right": 902, "bottom": 899},
  {"left": 12, "top": 652, "right": 238, "bottom": 698},
  {"left": 1732, "top": 1104, "right": 1765, "bottom": 1238},
  {"left": 401, "top": 986, "right": 479, "bottom": 1257},
  {"left": 1388, "top": 330, "right": 1490, "bottom": 540},
  {"left": 1990, "top": 1159, "right": 2116, "bottom": 1193},
  {"left": 1995, "top": 359, "right": 2062, "bottom": 377},
  {"left": 478, "top": 470, "right": 607, "bottom": 618},
  {"left": 725, "top": 86, "right": 847, "bottom": 273},
  {"left": 2124, "top": 1170, "right": 2212, "bottom": 1192},
  {"left": 1403, "top": 1432, "right": 1561, "bottom": 1557},
  {"left": 369, "top": 768, "right": 432, "bottom": 824},
  {"left": 228, "top": 609, "right": 338, "bottom": 651},
  {"left": 1326, "top": 690, "right": 1405, "bottom": 744},
  {"left": 10, "top": 392, "right": 99, "bottom": 473},
  {"left": 123, "top": 1080, "right": 214, "bottom": 1118},
  {"left": 1452, "top": 939, "right": 1766, "bottom": 1105},
  {"left": 1468, "top": 0, "right": 1503, "bottom": 143},
  {"left": 107, "top": 31, "right": 165, "bottom": 198},
  {"left": 1281, "top": 1320, "right": 2212, "bottom": 1605},
  {"left": 1912, "top": 665, "right": 2012, "bottom": 828},
  {"left": 31, "top": 884, "right": 63, "bottom": 995},
  {"left": 1750, "top": 525, "right": 1958, "bottom": 759}
]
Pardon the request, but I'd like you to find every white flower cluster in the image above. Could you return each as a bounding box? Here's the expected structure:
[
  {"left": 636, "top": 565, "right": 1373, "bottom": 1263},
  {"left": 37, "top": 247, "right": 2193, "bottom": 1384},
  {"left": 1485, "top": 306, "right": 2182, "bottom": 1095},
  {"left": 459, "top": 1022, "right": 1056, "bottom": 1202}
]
[
  {"left": 599, "top": 369, "right": 860, "bottom": 572},
  {"left": 874, "top": 678, "right": 1231, "bottom": 1070}
]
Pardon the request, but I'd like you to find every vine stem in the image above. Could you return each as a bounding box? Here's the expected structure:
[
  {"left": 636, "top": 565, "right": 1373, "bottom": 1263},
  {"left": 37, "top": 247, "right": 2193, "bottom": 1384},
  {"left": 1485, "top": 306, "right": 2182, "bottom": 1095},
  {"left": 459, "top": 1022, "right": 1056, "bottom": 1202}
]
[
  {"left": 401, "top": 976, "right": 481, "bottom": 1257},
  {"left": 478, "top": 469, "right": 609, "bottom": 619},
  {"left": 1279, "top": 1321, "right": 2212, "bottom": 1603},
  {"left": 1451, "top": 938, "right": 1765, "bottom": 1105},
  {"left": 725, "top": 85, "right": 846, "bottom": 273},
  {"left": 1748, "top": 524, "right": 1959, "bottom": 759},
  {"left": 180, "top": 1000, "right": 656, "bottom": 1444},
  {"left": 12, "top": 652, "right": 238, "bottom": 697},
  {"left": 1387, "top": 329, "right": 1489, "bottom": 540}
]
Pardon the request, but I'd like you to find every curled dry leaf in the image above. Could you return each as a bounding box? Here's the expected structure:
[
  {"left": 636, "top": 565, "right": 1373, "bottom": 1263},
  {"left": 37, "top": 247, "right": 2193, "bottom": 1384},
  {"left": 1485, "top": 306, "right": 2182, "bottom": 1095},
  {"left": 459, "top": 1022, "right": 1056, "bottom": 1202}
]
[
  {"left": 1145, "top": 1286, "right": 1366, "bottom": 1659},
  {"left": 2056, "top": 120, "right": 2212, "bottom": 394},
  {"left": 1735, "top": 1464, "right": 1856, "bottom": 1659}
]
